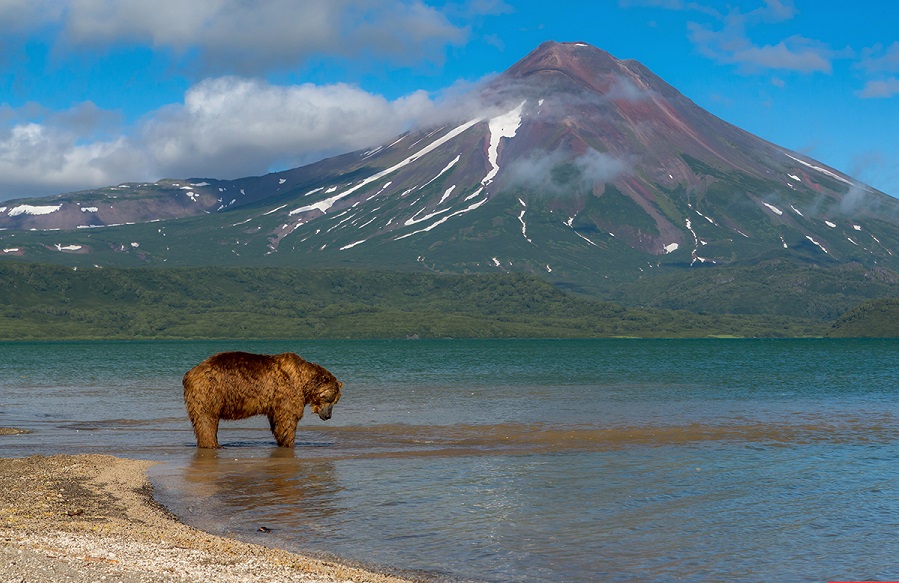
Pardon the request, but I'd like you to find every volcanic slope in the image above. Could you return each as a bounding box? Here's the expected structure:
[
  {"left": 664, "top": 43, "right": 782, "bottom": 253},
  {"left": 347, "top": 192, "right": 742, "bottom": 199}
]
[{"left": 3, "top": 41, "right": 899, "bottom": 301}]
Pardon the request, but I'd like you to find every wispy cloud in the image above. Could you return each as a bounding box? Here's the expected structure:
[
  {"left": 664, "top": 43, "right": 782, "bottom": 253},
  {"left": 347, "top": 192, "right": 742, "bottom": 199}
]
[
  {"left": 856, "top": 78, "right": 899, "bottom": 99},
  {"left": 624, "top": 0, "right": 838, "bottom": 74},
  {"left": 505, "top": 148, "right": 629, "bottom": 195},
  {"left": 0, "top": 0, "right": 468, "bottom": 75},
  {"left": 856, "top": 42, "right": 899, "bottom": 99},
  {"left": 624, "top": 0, "right": 899, "bottom": 101},
  {"left": 617, "top": 0, "right": 721, "bottom": 17},
  {"left": 858, "top": 41, "right": 899, "bottom": 73},
  {"left": 688, "top": 26, "right": 835, "bottom": 73}
]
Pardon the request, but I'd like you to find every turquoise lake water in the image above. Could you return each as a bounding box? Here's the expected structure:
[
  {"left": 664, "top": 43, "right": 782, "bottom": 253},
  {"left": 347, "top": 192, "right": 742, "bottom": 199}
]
[{"left": 1, "top": 339, "right": 898, "bottom": 581}]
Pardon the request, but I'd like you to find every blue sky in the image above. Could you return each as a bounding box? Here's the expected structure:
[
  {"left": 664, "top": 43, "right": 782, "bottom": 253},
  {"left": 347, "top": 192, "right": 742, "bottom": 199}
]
[{"left": 1, "top": 0, "right": 897, "bottom": 202}]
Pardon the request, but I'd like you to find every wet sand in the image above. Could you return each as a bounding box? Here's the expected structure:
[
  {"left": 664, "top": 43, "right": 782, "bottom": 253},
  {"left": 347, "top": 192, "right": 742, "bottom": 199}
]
[{"left": 0, "top": 447, "right": 418, "bottom": 582}]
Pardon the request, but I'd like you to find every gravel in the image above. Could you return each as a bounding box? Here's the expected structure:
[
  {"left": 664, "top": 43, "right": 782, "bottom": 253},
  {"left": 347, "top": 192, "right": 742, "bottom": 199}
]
[{"left": 0, "top": 449, "right": 419, "bottom": 583}]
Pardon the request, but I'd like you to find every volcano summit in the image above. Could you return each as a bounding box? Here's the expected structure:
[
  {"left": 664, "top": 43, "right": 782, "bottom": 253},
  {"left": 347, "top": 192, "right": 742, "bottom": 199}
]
[{"left": 2, "top": 41, "right": 898, "bottom": 310}]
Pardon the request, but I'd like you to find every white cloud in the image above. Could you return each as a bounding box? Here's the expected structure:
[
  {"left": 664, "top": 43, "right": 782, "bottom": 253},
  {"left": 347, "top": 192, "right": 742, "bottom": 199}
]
[
  {"left": 141, "top": 77, "right": 440, "bottom": 178},
  {"left": 0, "top": 121, "right": 143, "bottom": 198},
  {"left": 0, "top": 79, "right": 443, "bottom": 200},
  {"left": 0, "top": 0, "right": 477, "bottom": 200}
]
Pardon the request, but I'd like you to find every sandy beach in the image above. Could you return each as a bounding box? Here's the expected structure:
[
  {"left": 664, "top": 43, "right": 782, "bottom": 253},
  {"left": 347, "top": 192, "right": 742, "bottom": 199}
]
[{"left": 0, "top": 446, "right": 419, "bottom": 583}]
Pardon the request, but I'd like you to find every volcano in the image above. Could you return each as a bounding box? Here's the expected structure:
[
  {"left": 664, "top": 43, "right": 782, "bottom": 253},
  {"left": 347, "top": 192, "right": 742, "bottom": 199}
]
[{"left": 3, "top": 41, "right": 899, "bottom": 304}]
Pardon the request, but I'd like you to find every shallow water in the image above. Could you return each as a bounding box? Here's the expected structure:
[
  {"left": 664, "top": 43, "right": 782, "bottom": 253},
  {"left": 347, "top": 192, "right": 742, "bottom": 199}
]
[{"left": 2, "top": 339, "right": 898, "bottom": 581}]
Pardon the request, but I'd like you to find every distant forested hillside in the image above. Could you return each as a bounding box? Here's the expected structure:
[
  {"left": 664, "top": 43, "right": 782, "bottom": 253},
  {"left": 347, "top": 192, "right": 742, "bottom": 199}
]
[
  {"left": 614, "top": 259, "right": 899, "bottom": 321},
  {"left": 827, "top": 298, "right": 899, "bottom": 338},
  {"left": 0, "top": 263, "right": 828, "bottom": 339}
]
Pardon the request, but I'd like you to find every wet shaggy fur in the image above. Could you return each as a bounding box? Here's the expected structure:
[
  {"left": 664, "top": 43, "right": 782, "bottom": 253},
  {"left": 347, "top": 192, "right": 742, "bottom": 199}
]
[{"left": 182, "top": 351, "right": 342, "bottom": 448}]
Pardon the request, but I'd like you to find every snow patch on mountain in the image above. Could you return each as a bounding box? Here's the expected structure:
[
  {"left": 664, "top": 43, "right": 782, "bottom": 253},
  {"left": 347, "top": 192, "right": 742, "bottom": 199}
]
[
  {"left": 263, "top": 204, "right": 289, "bottom": 216},
  {"left": 806, "top": 235, "right": 829, "bottom": 254},
  {"left": 405, "top": 206, "right": 452, "bottom": 227},
  {"left": 421, "top": 155, "right": 461, "bottom": 190},
  {"left": 395, "top": 197, "right": 489, "bottom": 240},
  {"left": 290, "top": 117, "right": 483, "bottom": 218},
  {"left": 785, "top": 153, "right": 854, "bottom": 187},
  {"left": 439, "top": 185, "right": 456, "bottom": 205},
  {"left": 687, "top": 203, "right": 717, "bottom": 225},
  {"left": 517, "top": 198, "right": 532, "bottom": 243},
  {"left": 482, "top": 101, "right": 525, "bottom": 188},
  {"left": 564, "top": 215, "right": 599, "bottom": 246},
  {"left": 9, "top": 204, "right": 62, "bottom": 216},
  {"left": 340, "top": 240, "right": 366, "bottom": 250},
  {"left": 763, "top": 202, "right": 783, "bottom": 216}
]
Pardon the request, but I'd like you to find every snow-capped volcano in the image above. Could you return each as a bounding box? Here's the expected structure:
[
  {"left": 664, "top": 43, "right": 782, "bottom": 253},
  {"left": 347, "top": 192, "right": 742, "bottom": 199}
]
[{"left": 2, "top": 41, "right": 899, "bottom": 295}]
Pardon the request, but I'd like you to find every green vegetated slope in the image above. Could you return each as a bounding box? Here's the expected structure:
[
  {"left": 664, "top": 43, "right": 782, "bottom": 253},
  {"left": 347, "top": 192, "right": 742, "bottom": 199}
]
[
  {"left": 0, "top": 263, "right": 826, "bottom": 340},
  {"left": 613, "top": 259, "right": 899, "bottom": 321},
  {"left": 826, "top": 298, "right": 899, "bottom": 337}
]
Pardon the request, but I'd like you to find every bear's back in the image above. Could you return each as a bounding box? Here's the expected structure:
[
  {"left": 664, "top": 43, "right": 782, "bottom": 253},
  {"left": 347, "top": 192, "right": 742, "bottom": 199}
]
[{"left": 207, "top": 351, "right": 275, "bottom": 370}]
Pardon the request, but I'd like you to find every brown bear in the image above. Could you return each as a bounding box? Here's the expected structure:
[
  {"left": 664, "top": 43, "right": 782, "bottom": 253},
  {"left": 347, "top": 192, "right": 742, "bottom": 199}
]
[{"left": 182, "top": 351, "right": 342, "bottom": 448}]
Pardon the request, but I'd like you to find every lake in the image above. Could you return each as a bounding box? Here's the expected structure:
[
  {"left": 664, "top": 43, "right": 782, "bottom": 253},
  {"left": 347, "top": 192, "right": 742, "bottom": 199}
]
[{"left": 1, "top": 339, "right": 898, "bottom": 581}]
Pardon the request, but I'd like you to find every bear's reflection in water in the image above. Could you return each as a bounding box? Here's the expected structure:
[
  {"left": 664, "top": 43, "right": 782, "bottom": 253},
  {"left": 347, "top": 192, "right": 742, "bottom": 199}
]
[{"left": 177, "top": 447, "right": 342, "bottom": 536}]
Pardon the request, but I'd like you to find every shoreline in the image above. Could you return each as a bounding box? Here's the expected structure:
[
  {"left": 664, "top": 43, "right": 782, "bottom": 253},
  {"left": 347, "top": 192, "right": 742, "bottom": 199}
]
[{"left": 0, "top": 452, "right": 420, "bottom": 582}]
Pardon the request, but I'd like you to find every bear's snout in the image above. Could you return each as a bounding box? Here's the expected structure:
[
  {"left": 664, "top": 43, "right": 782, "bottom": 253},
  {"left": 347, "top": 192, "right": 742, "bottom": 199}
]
[{"left": 317, "top": 402, "right": 333, "bottom": 420}]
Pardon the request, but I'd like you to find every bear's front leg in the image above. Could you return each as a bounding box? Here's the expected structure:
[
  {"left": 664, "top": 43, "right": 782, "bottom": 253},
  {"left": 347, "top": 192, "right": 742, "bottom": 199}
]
[{"left": 270, "top": 413, "right": 299, "bottom": 447}]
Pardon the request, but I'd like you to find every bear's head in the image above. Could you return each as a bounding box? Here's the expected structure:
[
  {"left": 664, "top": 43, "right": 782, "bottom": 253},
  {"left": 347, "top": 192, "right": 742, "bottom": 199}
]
[{"left": 309, "top": 372, "right": 342, "bottom": 420}]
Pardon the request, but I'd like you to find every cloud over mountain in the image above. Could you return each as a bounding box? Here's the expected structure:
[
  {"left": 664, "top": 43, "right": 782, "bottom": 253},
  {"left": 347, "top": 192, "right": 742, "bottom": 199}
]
[
  {"left": 0, "top": 78, "right": 445, "bottom": 199},
  {"left": 142, "top": 77, "right": 440, "bottom": 179}
]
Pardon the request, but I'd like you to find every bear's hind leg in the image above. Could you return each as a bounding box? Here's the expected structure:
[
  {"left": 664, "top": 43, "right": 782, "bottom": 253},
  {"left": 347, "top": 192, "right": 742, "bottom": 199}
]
[{"left": 192, "top": 415, "right": 221, "bottom": 448}]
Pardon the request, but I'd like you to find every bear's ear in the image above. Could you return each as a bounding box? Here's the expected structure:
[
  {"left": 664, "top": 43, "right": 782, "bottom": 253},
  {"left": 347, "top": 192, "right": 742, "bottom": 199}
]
[{"left": 338, "top": 381, "right": 344, "bottom": 389}]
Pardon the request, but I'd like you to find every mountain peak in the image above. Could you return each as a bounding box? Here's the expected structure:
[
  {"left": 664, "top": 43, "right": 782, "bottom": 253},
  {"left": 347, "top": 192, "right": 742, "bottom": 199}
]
[
  {"left": 506, "top": 41, "right": 621, "bottom": 80},
  {"left": 503, "top": 40, "right": 668, "bottom": 100}
]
